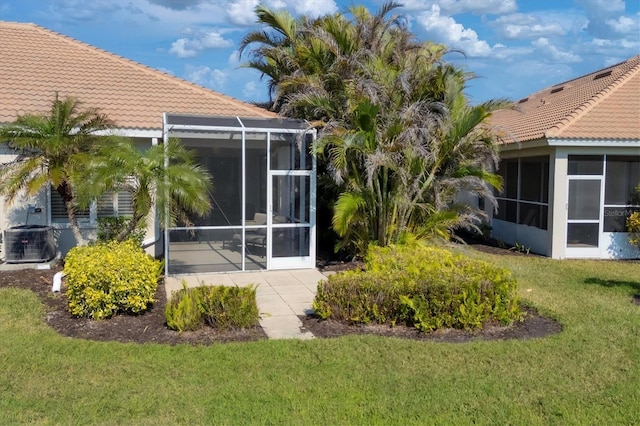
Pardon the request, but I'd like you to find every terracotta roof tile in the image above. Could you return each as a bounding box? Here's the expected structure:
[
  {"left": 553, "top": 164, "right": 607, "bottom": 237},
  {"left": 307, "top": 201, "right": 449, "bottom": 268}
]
[
  {"left": 0, "top": 21, "right": 276, "bottom": 131},
  {"left": 491, "top": 55, "right": 640, "bottom": 144}
]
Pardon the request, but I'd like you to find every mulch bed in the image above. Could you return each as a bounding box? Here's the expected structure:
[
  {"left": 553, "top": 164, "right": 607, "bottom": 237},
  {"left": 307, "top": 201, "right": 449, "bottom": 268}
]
[
  {"left": 300, "top": 306, "right": 561, "bottom": 342},
  {"left": 0, "top": 241, "right": 567, "bottom": 345},
  {"left": 0, "top": 267, "right": 266, "bottom": 345}
]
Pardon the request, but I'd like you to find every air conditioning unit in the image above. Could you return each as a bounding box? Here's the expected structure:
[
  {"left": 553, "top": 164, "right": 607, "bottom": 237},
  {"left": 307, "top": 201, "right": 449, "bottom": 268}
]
[{"left": 4, "top": 225, "right": 56, "bottom": 263}]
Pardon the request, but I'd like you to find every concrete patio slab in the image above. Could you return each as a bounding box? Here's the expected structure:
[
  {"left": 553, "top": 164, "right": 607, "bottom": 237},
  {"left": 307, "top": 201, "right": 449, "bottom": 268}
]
[{"left": 260, "top": 315, "right": 314, "bottom": 340}]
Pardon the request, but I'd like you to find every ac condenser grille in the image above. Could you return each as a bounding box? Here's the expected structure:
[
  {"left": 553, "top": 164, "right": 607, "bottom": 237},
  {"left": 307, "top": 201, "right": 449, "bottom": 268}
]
[{"left": 4, "top": 225, "right": 56, "bottom": 263}]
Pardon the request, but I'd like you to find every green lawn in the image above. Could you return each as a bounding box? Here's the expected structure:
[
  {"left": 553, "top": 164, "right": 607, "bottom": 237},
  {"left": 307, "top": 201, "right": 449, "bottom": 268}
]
[{"left": 1, "top": 251, "right": 639, "bottom": 425}]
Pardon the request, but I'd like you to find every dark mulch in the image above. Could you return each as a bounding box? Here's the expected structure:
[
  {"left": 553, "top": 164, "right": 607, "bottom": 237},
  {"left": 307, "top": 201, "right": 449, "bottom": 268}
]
[
  {"left": 300, "top": 306, "right": 562, "bottom": 343},
  {"left": 0, "top": 267, "right": 266, "bottom": 345}
]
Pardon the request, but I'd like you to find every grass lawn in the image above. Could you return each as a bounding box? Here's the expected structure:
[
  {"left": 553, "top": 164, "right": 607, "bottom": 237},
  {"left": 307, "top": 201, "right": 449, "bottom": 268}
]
[{"left": 1, "top": 251, "right": 639, "bottom": 424}]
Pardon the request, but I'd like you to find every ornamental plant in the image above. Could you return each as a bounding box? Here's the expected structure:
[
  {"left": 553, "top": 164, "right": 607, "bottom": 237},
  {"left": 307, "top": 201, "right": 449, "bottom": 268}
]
[
  {"left": 165, "top": 283, "right": 259, "bottom": 332},
  {"left": 626, "top": 184, "right": 640, "bottom": 251},
  {"left": 627, "top": 211, "right": 640, "bottom": 250},
  {"left": 313, "top": 243, "right": 521, "bottom": 331},
  {"left": 64, "top": 240, "right": 162, "bottom": 319}
]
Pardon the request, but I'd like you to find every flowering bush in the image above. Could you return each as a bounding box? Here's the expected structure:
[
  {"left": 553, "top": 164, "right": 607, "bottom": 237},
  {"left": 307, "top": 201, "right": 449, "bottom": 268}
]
[{"left": 65, "top": 240, "right": 161, "bottom": 319}]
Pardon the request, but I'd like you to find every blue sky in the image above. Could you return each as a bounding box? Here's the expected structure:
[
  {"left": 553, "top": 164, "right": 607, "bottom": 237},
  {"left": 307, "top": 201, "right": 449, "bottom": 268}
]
[{"left": 1, "top": 0, "right": 638, "bottom": 104}]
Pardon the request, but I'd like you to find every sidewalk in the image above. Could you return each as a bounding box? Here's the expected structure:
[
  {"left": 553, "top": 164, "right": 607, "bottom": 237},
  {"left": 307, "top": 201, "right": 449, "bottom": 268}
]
[{"left": 164, "top": 269, "right": 329, "bottom": 340}]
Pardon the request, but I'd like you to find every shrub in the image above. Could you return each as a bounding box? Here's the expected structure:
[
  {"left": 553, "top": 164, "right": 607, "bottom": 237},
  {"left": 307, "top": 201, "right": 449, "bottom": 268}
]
[
  {"left": 627, "top": 211, "right": 640, "bottom": 250},
  {"left": 65, "top": 240, "right": 161, "bottom": 320},
  {"left": 165, "top": 283, "right": 259, "bottom": 332},
  {"left": 165, "top": 282, "right": 204, "bottom": 332},
  {"left": 313, "top": 244, "right": 521, "bottom": 331},
  {"left": 626, "top": 184, "right": 640, "bottom": 251},
  {"left": 200, "top": 285, "right": 259, "bottom": 330},
  {"left": 96, "top": 216, "right": 145, "bottom": 245}
]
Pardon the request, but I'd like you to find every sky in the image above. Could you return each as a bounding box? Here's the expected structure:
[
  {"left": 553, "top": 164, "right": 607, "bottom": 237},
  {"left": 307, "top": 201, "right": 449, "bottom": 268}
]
[{"left": 1, "top": 0, "right": 639, "bottom": 105}]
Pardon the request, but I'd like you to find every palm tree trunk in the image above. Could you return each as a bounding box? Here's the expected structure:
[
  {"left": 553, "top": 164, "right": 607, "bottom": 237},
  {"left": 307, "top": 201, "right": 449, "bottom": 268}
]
[
  {"left": 64, "top": 199, "right": 86, "bottom": 246},
  {"left": 115, "top": 213, "right": 145, "bottom": 243}
]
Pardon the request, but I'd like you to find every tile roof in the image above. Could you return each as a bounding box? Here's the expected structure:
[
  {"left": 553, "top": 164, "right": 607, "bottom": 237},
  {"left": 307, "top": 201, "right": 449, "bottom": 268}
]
[
  {"left": 0, "top": 21, "right": 275, "bottom": 131},
  {"left": 491, "top": 55, "right": 640, "bottom": 144}
]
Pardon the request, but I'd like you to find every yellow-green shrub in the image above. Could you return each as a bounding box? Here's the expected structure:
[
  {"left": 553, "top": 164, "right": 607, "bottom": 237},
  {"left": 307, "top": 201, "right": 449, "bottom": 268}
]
[
  {"left": 165, "top": 282, "right": 204, "bottom": 332},
  {"left": 627, "top": 211, "right": 640, "bottom": 249},
  {"left": 165, "top": 283, "right": 259, "bottom": 332},
  {"left": 200, "top": 285, "right": 259, "bottom": 330},
  {"left": 313, "top": 244, "right": 521, "bottom": 331},
  {"left": 64, "top": 240, "right": 161, "bottom": 320}
]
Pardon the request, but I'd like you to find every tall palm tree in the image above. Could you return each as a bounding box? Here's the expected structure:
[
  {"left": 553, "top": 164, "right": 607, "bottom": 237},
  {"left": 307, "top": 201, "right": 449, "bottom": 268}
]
[
  {"left": 74, "top": 137, "right": 213, "bottom": 242},
  {"left": 0, "top": 95, "right": 115, "bottom": 245},
  {"left": 241, "top": 2, "right": 506, "bottom": 256}
]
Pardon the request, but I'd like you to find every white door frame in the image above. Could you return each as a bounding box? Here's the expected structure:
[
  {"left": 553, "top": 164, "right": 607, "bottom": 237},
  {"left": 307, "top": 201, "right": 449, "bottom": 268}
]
[
  {"left": 267, "top": 169, "right": 315, "bottom": 270},
  {"left": 565, "top": 175, "right": 603, "bottom": 258}
]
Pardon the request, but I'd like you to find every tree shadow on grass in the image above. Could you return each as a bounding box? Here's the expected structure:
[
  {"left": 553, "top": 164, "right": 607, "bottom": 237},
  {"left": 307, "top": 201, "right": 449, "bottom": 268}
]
[{"left": 584, "top": 278, "right": 640, "bottom": 305}]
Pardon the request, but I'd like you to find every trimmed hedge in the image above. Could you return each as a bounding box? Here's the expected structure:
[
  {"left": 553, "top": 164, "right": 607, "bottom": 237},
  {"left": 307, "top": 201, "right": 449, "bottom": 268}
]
[
  {"left": 65, "top": 240, "right": 162, "bottom": 320},
  {"left": 313, "top": 244, "right": 522, "bottom": 331},
  {"left": 166, "top": 283, "right": 259, "bottom": 333}
]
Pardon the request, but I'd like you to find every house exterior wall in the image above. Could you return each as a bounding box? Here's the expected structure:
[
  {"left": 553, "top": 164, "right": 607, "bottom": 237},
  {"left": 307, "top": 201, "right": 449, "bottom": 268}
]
[
  {"left": 550, "top": 144, "right": 640, "bottom": 259},
  {"left": 0, "top": 136, "right": 162, "bottom": 262},
  {"left": 491, "top": 141, "right": 640, "bottom": 260},
  {"left": 490, "top": 144, "right": 554, "bottom": 256}
]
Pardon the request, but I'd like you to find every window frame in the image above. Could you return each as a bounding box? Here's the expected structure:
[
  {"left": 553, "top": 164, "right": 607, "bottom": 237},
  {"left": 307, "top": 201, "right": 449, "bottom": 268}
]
[{"left": 494, "top": 155, "right": 550, "bottom": 230}]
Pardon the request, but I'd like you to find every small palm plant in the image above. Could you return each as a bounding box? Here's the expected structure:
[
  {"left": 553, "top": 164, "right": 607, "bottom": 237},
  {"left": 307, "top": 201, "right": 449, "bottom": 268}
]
[
  {"left": 74, "top": 137, "right": 213, "bottom": 242},
  {"left": 0, "top": 94, "right": 116, "bottom": 245}
]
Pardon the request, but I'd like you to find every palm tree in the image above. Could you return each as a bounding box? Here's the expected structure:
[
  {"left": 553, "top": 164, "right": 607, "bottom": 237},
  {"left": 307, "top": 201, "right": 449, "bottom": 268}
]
[
  {"left": 74, "top": 137, "right": 213, "bottom": 242},
  {"left": 241, "top": 2, "right": 506, "bottom": 256},
  {"left": 0, "top": 94, "right": 115, "bottom": 245}
]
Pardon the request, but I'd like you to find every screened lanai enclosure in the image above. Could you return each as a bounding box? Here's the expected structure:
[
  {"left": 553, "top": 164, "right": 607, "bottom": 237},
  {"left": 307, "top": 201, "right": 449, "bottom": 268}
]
[{"left": 163, "top": 114, "right": 316, "bottom": 275}]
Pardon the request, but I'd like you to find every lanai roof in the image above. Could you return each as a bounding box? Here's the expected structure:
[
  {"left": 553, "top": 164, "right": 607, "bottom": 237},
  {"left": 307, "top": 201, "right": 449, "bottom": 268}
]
[
  {"left": 0, "top": 21, "right": 275, "bottom": 132},
  {"left": 491, "top": 55, "right": 640, "bottom": 144}
]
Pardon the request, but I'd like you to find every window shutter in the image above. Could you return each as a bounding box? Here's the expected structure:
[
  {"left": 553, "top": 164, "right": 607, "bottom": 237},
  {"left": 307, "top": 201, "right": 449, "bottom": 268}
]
[
  {"left": 117, "top": 191, "right": 134, "bottom": 217},
  {"left": 50, "top": 187, "right": 90, "bottom": 220},
  {"left": 97, "top": 192, "right": 116, "bottom": 218}
]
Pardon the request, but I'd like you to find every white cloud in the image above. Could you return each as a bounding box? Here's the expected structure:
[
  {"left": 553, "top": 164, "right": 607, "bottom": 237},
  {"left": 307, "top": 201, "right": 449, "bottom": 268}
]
[
  {"left": 575, "top": 0, "right": 625, "bottom": 15},
  {"left": 228, "top": 50, "right": 242, "bottom": 67},
  {"left": 574, "top": 0, "right": 633, "bottom": 39},
  {"left": 391, "top": 0, "right": 516, "bottom": 15},
  {"left": 169, "top": 39, "right": 198, "bottom": 58},
  {"left": 503, "top": 22, "right": 565, "bottom": 39},
  {"left": 586, "top": 37, "right": 640, "bottom": 53},
  {"left": 492, "top": 13, "right": 566, "bottom": 39},
  {"left": 417, "top": 5, "right": 493, "bottom": 57},
  {"left": 227, "top": 0, "right": 260, "bottom": 26},
  {"left": 288, "top": 0, "right": 338, "bottom": 17},
  {"left": 225, "top": 0, "right": 338, "bottom": 27},
  {"left": 242, "top": 81, "right": 259, "bottom": 98},
  {"left": 185, "top": 65, "right": 228, "bottom": 90},
  {"left": 532, "top": 38, "right": 581, "bottom": 63},
  {"left": 606, "top": 14, "right": 640, "bottom": 35},
  {"left": 169, "top": 30, "right": 234, "bottom": 58},
  {"left": 491, "top": 45, "right": 534, "bottom": 61}
]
